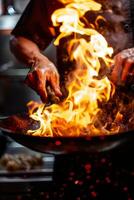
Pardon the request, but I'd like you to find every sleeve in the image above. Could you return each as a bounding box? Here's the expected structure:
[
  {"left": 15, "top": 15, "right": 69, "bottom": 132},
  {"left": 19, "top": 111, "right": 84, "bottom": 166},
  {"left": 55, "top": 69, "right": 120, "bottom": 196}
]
[{"left": 12, "top": 0, "right": 58, "bottom": 50}]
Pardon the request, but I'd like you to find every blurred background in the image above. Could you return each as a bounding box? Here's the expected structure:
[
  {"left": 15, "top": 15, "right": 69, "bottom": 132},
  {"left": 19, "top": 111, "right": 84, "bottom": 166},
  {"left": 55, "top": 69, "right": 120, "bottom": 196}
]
[{"left": 0, "top": 0, "right": 56, "bottom": 116}]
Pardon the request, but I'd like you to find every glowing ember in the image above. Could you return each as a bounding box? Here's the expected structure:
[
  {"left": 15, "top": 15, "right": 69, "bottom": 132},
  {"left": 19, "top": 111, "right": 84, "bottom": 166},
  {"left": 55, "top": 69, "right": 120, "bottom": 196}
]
[{"left": 27, "top": 0, "right": 115, "bottom": 137}]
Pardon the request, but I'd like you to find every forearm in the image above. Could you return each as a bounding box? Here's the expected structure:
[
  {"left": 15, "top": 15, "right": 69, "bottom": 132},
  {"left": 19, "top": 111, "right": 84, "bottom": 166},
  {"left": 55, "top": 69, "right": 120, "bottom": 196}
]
[
  {"left": 10, "top": 35, "right": 61, "bottom": 101},
  {"left": 10, "top": 36, "right": 49, "bottom": 67}
]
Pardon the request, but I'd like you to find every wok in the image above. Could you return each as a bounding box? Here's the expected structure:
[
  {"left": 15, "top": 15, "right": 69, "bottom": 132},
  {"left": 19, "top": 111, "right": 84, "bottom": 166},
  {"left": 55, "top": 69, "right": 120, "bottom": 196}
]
[{"left": 0, "top": 113, "right": 134, "bottom": 155}]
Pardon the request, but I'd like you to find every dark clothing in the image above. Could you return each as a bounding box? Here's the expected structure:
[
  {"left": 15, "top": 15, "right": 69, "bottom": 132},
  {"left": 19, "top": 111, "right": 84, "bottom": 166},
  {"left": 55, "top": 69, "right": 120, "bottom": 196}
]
[
  {"left": 12, "top": 0, "right": 134, "bottom": 81},
  {"left": 12, "top": 0, "right": 62, "bottom": 50}
]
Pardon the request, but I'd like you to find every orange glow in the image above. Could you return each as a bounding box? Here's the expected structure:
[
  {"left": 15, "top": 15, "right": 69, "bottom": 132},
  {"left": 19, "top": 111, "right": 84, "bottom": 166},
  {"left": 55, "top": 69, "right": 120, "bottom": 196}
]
[{"left": 27, "top": 0, "right": 115, "bottom": 137}]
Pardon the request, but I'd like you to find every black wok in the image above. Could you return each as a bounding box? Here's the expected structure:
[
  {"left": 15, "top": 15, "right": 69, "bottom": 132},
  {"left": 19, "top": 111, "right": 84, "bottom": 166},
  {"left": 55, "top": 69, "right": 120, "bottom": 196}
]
[{"left": 0, "top": 113, "right": 134, "bottom": 155}]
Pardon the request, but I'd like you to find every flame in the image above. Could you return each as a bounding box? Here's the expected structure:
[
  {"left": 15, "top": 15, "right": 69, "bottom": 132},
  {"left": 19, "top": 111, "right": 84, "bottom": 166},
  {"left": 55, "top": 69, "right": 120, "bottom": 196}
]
[{"left": 27, "top": 0, "right": 115, "bottom": 137}]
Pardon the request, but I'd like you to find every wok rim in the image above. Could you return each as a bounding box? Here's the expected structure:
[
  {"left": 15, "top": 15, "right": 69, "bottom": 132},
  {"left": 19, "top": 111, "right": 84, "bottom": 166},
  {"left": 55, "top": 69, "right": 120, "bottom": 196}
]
[{"left": 0, "top": 115, "right": 134, "bottom": 154}]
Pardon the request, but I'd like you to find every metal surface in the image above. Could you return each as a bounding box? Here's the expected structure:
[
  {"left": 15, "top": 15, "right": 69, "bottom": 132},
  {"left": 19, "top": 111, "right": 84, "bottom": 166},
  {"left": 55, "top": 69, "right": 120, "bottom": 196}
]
[
  {"left": 0, "top": 114, "right": 134, "bottom": 155},
  {"left": 0, "top": 68, "right": 29, "bottom": 80},
  {"left": 0, "top": 15, "right": 20, "bottom": 30}
]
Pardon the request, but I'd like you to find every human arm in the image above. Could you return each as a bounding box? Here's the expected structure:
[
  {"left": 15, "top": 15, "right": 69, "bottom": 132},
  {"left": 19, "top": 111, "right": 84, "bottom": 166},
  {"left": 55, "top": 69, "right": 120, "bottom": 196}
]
[
  {"left": 10, "top": 0, "right": 62, "bottom": 102},
  {"left": 10, "top": 36, "right": 62, "bottom": 102}
]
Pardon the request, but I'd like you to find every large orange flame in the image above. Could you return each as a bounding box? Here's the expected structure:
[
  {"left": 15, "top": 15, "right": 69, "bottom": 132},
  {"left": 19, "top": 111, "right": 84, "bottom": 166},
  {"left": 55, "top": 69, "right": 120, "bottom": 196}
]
[{"left": 27, "top": 0, "right": 115, "bottom": 137}]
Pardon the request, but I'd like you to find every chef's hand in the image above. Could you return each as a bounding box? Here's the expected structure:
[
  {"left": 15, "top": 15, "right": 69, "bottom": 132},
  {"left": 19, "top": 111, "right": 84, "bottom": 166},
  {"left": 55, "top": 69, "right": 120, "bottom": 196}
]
[
  {"left": 25, "top": 55, "right": 62, "bottom": 102},
  {"left": 111, "top": 48, "right": 134, "bottom": 85}
]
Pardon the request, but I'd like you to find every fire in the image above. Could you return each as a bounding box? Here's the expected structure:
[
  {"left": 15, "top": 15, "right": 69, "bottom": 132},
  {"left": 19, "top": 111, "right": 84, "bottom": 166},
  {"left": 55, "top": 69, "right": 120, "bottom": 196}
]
[{"left": 27, "top": 0, "right": 115, "bottom": 137}]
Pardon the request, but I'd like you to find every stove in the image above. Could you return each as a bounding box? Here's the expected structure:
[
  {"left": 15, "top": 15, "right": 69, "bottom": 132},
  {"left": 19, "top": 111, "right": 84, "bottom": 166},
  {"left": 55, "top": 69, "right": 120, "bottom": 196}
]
[
  {"left": 0, "top": 141, "right": 54, "bottom": 200},
  {"left": 1, "top": 139, "right": 134, "bottom": 200}
]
